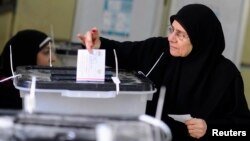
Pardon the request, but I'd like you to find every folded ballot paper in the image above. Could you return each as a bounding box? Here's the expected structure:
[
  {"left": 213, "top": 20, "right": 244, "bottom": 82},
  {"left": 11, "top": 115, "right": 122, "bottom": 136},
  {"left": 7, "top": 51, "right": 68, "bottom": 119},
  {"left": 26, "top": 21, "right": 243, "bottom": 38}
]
[{"left": 77, "top": 49, "right": 106, "bottom": 81}]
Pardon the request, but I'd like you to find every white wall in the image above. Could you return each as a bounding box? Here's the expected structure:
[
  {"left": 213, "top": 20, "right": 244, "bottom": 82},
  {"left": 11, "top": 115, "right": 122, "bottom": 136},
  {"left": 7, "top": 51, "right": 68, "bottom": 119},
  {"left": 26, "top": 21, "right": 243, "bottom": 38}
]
[{"left": 71, "top": 0, "right": 164, "bottom": 42}]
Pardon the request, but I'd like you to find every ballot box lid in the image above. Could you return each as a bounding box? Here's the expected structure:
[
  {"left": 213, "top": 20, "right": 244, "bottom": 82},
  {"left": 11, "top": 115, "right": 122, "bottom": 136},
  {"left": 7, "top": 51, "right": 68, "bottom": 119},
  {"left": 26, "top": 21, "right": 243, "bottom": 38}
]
[{"left": 14, "top": 66, "right": 155, "bottom": 92}]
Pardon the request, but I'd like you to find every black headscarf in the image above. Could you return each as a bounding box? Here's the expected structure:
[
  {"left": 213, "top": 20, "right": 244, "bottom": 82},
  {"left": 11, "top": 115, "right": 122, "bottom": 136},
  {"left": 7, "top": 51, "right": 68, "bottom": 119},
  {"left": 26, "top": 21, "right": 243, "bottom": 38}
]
[
  {"left": 162, "top": 3, "right": 250, "bottom": 122},
  {"left": 1, "top": 29, "right": 51, "bottom": 76},
  {"left": 170, "top": 4, "right": 225, "bottom": 58}
]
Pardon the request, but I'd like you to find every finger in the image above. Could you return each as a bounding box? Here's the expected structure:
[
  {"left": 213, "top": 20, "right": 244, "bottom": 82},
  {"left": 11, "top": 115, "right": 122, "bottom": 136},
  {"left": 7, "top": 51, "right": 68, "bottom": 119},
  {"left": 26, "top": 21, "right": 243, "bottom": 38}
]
[
  {"left": 186, "top": 118, "right": 203, "bottom": 125},
  {"left": 188, "top": 129, "right": 203, "bottom": 139},
  {"left": 77, "top": 33, "right": 86, "bottom": 44},
  {"left": 187, "top": 123, "right": 207, "bottom": 138},
  {"left": 77, "top": 32, "right": 93, "bottom": 53},
  {"left": 187, "top": 122, "right": 204, "bottom": 131},
  {"left": 85, "top": 31, "right": 95, "bottom": 53},
  {"left": 91, "top": 28, "right": 99, "bottom": 43},
  {"left": 91, "top": 27, "right": 98, "bottom": 33}
]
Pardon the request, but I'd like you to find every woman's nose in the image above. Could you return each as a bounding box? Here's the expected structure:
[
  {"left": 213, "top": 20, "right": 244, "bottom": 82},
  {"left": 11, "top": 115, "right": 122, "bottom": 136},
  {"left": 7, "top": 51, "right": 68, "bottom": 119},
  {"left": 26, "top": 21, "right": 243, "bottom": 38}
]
[{"left": 168, "top": 32, "right": 176, "bottom": 42}]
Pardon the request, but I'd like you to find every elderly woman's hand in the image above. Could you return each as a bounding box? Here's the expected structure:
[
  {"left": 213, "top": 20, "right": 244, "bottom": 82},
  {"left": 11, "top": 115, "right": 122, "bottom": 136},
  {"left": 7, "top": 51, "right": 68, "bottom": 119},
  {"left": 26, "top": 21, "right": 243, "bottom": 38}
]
[
  {"left": 185, "top": 118, "right": 207, "bottom": 139},
  {"left": 77, "top": 27, "right": 101, "bottom": 53}
]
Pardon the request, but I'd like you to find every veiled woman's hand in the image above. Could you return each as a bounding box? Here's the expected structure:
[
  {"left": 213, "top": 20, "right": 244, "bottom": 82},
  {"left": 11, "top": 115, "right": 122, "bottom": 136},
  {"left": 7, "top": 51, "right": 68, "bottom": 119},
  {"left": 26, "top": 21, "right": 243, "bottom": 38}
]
[
  {"left": 185, "top": 118, "right": 207, "bottom": 139},
  {"left": 77, "top": 27, "right": 101, "bottom": 53}
]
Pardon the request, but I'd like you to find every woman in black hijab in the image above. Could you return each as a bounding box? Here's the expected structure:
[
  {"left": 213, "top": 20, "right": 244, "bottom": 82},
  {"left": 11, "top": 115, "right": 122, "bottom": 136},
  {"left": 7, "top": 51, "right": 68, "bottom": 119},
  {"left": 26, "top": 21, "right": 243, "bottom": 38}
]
[
  {"left": 0, "top": 29, "right": 56, "bottom": 109},
  {"left": 78, "top": 4, "right": 250, "bottom": 140}
]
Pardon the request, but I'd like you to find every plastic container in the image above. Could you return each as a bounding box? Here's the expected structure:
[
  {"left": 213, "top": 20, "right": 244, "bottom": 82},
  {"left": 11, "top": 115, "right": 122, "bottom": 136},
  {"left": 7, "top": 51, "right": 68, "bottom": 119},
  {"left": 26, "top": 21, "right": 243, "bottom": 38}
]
[{"left": 14, "top": 66, "right": 156, "bottom": 116}]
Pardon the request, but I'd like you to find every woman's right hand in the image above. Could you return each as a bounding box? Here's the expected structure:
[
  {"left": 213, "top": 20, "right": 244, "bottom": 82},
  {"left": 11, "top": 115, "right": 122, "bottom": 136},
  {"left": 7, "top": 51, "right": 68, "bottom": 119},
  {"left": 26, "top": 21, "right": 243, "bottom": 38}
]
[{"left": 77, "top": 27, "right": 101, "bottom": 53}]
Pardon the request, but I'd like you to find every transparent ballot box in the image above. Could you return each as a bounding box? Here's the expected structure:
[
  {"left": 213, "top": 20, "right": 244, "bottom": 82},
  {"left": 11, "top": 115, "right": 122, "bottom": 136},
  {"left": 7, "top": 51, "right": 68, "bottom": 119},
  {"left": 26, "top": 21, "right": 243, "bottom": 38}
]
[
  {"left": 14, "top": 66, "right": 156, "bottom": 116},
  {"left": 0, "top": 111, "right": 172, "bottom": 141}
]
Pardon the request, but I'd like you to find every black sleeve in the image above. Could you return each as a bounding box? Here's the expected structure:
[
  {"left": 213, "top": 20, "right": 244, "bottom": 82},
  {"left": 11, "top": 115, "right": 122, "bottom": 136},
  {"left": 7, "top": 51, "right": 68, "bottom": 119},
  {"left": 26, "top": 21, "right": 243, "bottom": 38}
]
[
  {"left": 204, "top": 73, "right": 250, "bottom": 139},
  {"left": 100, "top": 37, "right": 168, "bottom": 72}
]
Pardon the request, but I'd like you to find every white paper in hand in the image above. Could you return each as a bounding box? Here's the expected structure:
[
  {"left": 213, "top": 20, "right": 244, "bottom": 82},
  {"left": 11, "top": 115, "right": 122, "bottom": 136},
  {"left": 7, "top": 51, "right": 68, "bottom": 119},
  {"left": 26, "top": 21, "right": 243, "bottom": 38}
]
[
  {"left": 77, "top": 49, "right": 105, "bottom": 81},
  {"left": 168, "top": 114, "right": 192, "bottom": 123}
]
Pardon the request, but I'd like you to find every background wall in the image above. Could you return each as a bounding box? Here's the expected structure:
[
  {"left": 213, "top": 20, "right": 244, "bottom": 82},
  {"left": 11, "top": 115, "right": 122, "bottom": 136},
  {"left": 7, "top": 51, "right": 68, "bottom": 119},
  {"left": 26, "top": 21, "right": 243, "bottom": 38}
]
[
  {"left": 0, "top": 0, "right": 15, "bottom": 54},
  {"left": 241, "top": 5, "right": 250, "bottom": 108},
  {"left": 12, "top": 0, "right": 76, "bottom": 41},
  {"left": 71, "top": 0, "right": 165, "bottom": 42},
  {"left": 0, "top": 11, "right": 13, "bottom": 53}
]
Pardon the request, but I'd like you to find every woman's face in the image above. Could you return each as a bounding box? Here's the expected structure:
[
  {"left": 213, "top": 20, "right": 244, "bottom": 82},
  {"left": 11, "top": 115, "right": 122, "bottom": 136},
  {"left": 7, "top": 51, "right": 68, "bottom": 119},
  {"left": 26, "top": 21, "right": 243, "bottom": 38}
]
[
  {"left": 168, "top": 20, "right": 193, "bottom": 57},
  {"left": 36, "top": 43, "right": 56, "bottom": 65}
]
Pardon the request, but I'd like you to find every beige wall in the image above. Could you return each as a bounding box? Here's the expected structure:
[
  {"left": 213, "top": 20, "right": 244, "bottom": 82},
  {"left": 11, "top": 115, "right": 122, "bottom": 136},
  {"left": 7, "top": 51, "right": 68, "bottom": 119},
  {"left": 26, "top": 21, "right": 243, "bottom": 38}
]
[
  {"left": 241, "top": 5, "right": 250, "bottom": 108},
  {"left": 241, "top": 68, "right": 250, "bottom": 108},
  {"left": 0, "top": 11, "right": 13, "bottom": 54},
  {"left": 12, "top": 0, "right": 76, "bottom": 41},
  {"left": 242, "top": 8, "right": 250, "bottom": 65}
]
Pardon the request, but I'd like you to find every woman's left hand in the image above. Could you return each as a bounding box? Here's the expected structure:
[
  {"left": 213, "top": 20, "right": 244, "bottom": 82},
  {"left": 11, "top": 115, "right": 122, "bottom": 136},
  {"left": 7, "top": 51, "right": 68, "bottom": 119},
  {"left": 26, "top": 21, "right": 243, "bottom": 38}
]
[{"left": 185, "top": 118, "right": 207, "bottom": 139}]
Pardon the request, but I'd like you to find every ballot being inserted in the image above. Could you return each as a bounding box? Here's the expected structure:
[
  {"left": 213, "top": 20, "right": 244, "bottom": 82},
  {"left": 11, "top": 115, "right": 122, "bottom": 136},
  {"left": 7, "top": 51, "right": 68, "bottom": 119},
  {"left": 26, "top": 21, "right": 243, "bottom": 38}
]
[{"left": 77, "top": 49, "right": 106, "bottom": 81}]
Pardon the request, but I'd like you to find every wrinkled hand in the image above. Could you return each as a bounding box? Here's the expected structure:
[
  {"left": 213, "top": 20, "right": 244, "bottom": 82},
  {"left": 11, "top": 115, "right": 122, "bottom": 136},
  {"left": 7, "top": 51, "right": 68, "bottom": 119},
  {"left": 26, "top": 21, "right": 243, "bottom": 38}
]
[
  {"left": 77, "top": 27, "right": 101, "bottom": 53},
  {"left": 185, "top": 118, "right": 207, "bottom": 139}
]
